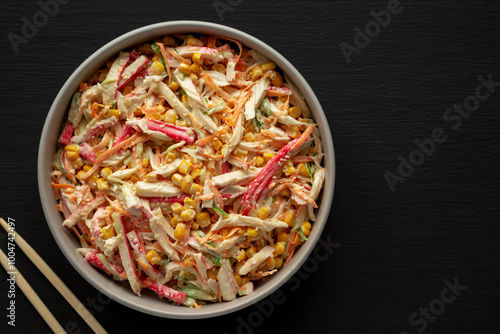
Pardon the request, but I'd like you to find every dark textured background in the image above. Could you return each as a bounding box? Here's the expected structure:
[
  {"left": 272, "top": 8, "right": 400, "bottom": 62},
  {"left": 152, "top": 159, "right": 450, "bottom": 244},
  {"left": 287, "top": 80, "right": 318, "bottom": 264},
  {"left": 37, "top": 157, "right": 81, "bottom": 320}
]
[{"left": 1, "top": 1, "right": 499, "bottom": 333}]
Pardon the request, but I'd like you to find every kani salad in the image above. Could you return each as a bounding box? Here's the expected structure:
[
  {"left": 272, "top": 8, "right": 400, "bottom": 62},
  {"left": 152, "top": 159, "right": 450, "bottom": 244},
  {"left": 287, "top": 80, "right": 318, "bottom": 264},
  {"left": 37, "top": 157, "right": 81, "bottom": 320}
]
[{"left": 52, "top": 33, "right": 325, "bottom": 307}]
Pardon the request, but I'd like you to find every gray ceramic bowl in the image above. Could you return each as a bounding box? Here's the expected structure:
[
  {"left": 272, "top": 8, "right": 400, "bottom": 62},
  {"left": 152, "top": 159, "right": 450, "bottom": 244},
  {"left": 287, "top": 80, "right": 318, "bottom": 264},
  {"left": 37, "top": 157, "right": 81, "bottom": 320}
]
[{"left": 38, "top": 20, "right": 335, "bottom": 319}]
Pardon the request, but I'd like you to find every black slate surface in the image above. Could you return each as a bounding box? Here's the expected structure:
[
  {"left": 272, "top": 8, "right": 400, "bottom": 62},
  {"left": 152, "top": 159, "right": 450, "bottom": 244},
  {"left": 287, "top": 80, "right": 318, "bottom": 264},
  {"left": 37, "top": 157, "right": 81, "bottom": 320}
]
[{"left": 1, "top": 1, "right": 499, "bottom": 333}]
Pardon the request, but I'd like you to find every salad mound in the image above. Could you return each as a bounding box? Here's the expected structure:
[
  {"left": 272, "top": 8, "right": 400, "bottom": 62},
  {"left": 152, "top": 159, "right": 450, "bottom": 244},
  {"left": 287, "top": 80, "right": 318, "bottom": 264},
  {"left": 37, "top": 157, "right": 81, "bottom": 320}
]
[{"left": 52, "top": 33, "right": 325, "bottom": 307}]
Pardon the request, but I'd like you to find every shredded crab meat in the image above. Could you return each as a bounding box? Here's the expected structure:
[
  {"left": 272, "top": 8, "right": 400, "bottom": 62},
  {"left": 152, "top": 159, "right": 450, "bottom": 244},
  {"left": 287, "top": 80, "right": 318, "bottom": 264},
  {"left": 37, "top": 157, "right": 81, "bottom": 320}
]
[{"left": 52, "top": 33, "right": 326, "bottom": 307}]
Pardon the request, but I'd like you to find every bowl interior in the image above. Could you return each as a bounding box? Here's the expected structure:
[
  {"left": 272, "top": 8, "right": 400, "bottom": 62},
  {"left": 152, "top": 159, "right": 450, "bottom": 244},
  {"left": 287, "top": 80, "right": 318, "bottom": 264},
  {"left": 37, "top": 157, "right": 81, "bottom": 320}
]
[{"left": 38, "top": 20, "right": 335, "bottom": 319}]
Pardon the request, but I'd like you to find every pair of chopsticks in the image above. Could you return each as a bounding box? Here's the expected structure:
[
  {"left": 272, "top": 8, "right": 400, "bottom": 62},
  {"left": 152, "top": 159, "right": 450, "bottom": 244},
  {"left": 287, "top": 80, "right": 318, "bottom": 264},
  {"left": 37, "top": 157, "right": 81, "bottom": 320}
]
[{"left": 0, "top": 218, "right": 107, "bottom": 334}]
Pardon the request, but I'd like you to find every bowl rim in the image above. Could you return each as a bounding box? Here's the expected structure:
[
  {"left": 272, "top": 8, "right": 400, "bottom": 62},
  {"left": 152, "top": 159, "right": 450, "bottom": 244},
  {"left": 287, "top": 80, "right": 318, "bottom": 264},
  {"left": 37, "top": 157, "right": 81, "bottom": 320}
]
[{"left": 38, "top": 20, "right": 336, "bottom": 319}]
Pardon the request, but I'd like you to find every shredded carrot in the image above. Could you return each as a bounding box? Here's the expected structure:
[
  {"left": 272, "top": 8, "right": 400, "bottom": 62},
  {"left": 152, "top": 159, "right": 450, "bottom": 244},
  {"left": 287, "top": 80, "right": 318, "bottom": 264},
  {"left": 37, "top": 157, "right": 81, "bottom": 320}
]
[
  {"left": 156, "top": 42, "right": 172, "bottom": 85},
  {"left": 199, "top": 70, "right": 234, "bottom": 104},
  {"left": 166, "top": 47, "right": 191, "bottom": 65},
  {"left": 196, "top": 126, "right": 226, "bottom": 147},
  {"left": 216, "top": 36, "right": 243, "bottom": 64},
  {"left": 52, "top": 183, "right": 76, "bottom": 189},
  {"left": 207, "top": 35, "right": 216, "bottom": 48},
  {"left": 92, "top": 130, "right": 113, "bottom": 151},
  {"left": 206, "top": 176, "right": 224, "bottom": 210}
]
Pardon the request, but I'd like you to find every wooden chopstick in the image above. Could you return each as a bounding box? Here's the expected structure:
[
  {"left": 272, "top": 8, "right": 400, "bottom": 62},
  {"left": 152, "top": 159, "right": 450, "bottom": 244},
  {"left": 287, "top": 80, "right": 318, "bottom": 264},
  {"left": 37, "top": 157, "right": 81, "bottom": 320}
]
[
  {"left": 0, "top": 218, "right": 108, "bottom": 334},
  {"left": 0, "top": 248, "right": 66, "bottom": 333}
]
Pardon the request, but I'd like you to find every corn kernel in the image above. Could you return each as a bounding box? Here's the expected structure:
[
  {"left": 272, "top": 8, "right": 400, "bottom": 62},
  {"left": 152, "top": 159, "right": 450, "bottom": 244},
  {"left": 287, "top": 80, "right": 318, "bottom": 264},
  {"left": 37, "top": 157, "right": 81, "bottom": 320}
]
[
  {"left": 284, "top": 166, "right": 296, "bottom": 176},
  {"left": 181, "top": 94, "right": 188, "bottom": 103},
  {"left": 234, "top": 149, "right": 248, "bottom": 159},
  {"left": 65, "top": 151, "right": 79, "bottom": 161},
  {"left": 246, "top": 227, "right": 259, "bottom": 238},
  {"left": 233, "top": 273, "right": 242, "bottom": 286},
  {"left": 274, "top": 256, "right": 283, "bottom": 269},
  {"left": 212, "top": 64, "right": 225, "bottom": 73},
  {"left": 243, "top": 132, "right": 255, "bottom": 142},
  {"left": 279, "top": 187, "right": 291, "bottom": 197},
  {"left": 151, "top": 60, "right": 165, "bottom": 75},
  {"left": 246, "top": 246, "right": 256, "bottom": 259},
  {"left": 100, "top": 167, "right": 113, "bottom": 179},
  {"left": 236, "top": 249, "right": 246, "bottom": 261},
  {"left": 171, "top": 202, "right": 184, "bottom": 215},
  {"left": 183, "top": 257, "right": 195, "bottom": 267},
  {"left": 82, "top": 165, "right": 92, "bottom": 172},
  {"left": 88, "top": 175, "right": 98, "bottom": 189},
  {"left": 251, "top": 65, "right": 263, "bottom": 80},
  {"left": 235, "top": 260, "right": 246, "bottom": 273},
  {"left": 302, "top": 221, "right": 312, "bottom": 230},
  {"left": 288, "top": 106, "right": 302, "bottom": 119},
  {"left": 213, "top": 139, "right": 223, "bottom": 150},
  {"left": 207, "top": 268, "right": 217, "bottom": 280},
  {"left": 163, "top": 109, "right": 177, "bottom": 124},
  {"left": 192, "top": 222, "right": 200, "bottom": 230},
  {"left": 64, "top": 145, "right": 78, "bottom": 152},
  {"left": 272, "top": 72, "right": 283, "bottom": 87},
  {"left": 284, "top": 210, "right": 295, "bottom": 227},
  {"left": 258, "top": 206, "right": 271, "bottom": 220},
  {"left": 123, "top": 85, "right": 133, "bottom": 95},
  {"left": 107, "top": 109, "right": 121, "bottom": 118},
  {"left": 183, "top": 197, "right": 195, "bottom": 209},
  {"left": 299, "top": 164, "right": 310, "bottom": 178},
  {"left": 192, "top": 53, "right": 203, "bottom": 64},
  {"left": 277, "top": 232, "right": 289, "bottom": 242},
  {"left": 187, "top": 37, "right": 203, "bottom": 46},
  {"left": 162, "top": 36, "right": 176, "bottom": 46},
  {"left": 171, "top": 173, "right": 183, "bottom": 187},
  {"left": 255, "top": 156, "right": 265, "bottom": 167},
  {"left": 72, "top": 157, "right": 84, "bottom": 170},
  {"left": 266, "top": 256, "right": 275, "bottom": 270},
  {"left": 179, "top": 159, "right": 193, "bottom": 174},
  {"left": 142, "top": 158, "right": 150, "bottom": 168},
  {"left": 169, "top": 81, "right": 179, "bottom": 91},
  {"left": 275, "top": 241, "right": 286, "bottom": 255},
  {"left": 181, "top": 174, "right": 193, "bottom": 193},
  {"left": 189, "top": 183, "right": 202, "bottom": 195},
  {"left": 174, "top": 223, "right": 186, "bottom": 240},
  {"left": 188, "top": 73, "right": 197, "bottom": 82},
  {"left": 261, "top": 62, "right": 276, "bottom": 72},
  {"left": 76, "top": 170, "right": 86, "bottom": 180},
  {"left": 191, "top": 62, "right": 201, "bottom": 74},
  {"left": 263, "top": 152, "right": 274, "bottom": 161},
  {"left": 145, "top": 173, "right": 157, "bottom": 182},
  {"left": 170, "top": 215, "right": 183, "bottom": 227},
  {"left": 96, "top": 178, "right": 109, "bottom": 191},
  {"left": 165, "top": 151, "right": 176, "bottom": 163},
  {"left": 221, "top": 227, "right": 231, "bottom": 237},
  {"left": 191, "top": 168, "right": 202, "bottom": 179},
  {"left": 287, "top": 126, "right": 301, "bottom": 139},
  {"left": 283, "top": 160, "right": 295, "bottom": 176},
  {"left": 302, "top": 228, "right": 310, "bottom": 237},
  {"left": 181, "top": 209, "right": 196, "bottom": 222},
  {"left": 146, "top": 249, "right": 161, "bottom": 265},
  {"left": 101, "top": 225, "right": 115, "bottom": 240},
  {"left": 196, "top": 212, "right": 211, "bottom": 228},
  {"left": 178, "top": 63, "right": 191, "bottom": 75}
]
